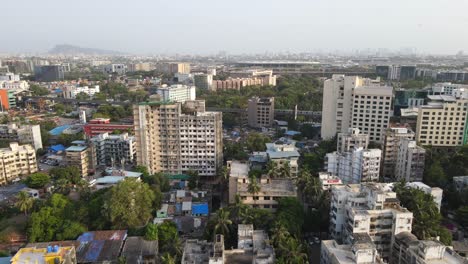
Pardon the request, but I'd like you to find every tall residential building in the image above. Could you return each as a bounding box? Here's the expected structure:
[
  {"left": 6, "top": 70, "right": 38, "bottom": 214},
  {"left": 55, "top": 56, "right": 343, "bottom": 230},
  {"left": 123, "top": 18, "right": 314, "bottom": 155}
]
[
  {"left": 160, "top": 63, "right": 191, "bottom": 74},
  {"left": 395, "top": 139, "right": 426, "bottom": 182},
  {"left": 381, "top": 127, "right": 416, "bottom": 179},
  {"left": 0, "top": 89, "right": 17, "bottom": 110},
  {"left": 326, "top": 147, "right": 381, "bottom": 184},
  {"left": 134, "top": 100, "right": 223, "bottom": 179},
  {"left": 102, "top": 64, "right": 127, "bottom": 75},
  {"left": 193, "top": 73, "right": 213, "bottom": 90},
  {"left": 0, "top": 142, "right": 37, "bottom": 186},
  {"left": 351, "top": 85, "right": 393, "bottom": 143},
  {"left": 337, "top": 128, "right": 369, "bottom": 153},
  {"left": 34, "top": 65, "right": 65, "bottom": 82},
  {"left": 248, "top": 97, "right": 275, "bottom": 128},
  {"left": 89, "top": 133, "right": 136, "bottom": 167},
  {"left": 127, "top": 62, "right": 152, "bottom": 72},
  {"left": 66, "top": 144, "right": 89, "bottom": 178},
  {"left": 329, "top": 183, "right": 413, "bottom": 261},
  {"left": 416, "top": 94, "right": 468, "bottom": 146},
  {"left": 156, "top": 84, "right": 196, "bottom": 103},
  {"left": 321, "top": 75, "right": 392, "bottom": 142}
]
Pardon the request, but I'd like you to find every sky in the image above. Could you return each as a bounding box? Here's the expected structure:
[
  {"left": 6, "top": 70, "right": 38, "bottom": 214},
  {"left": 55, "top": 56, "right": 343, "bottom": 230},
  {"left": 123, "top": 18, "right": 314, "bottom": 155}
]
[{"left": 3, "top": 0, "right": 468, "bottom": 55}]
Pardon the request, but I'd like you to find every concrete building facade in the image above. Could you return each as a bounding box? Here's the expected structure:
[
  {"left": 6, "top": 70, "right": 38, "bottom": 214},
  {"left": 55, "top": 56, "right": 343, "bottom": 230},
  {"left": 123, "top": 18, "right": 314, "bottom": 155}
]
[
  {"left": 156, "top": 84, "right": 196, "bottom": 103},
  {"left": 89, "top": 133, "right": 136, "bottom": 167},
  {"left": 134, "top": 100, "right": 223, "bottom": 179},
  {"left": 66, "top": 145, "right": 89, "bottom": 178},
  {"left": 395, "top": 139, "right": 426, "bottom": 182},
  {"left": 382, "top": 127, "right": 416, "bottom": 180},
  {"left": 247, "top": 97, "right": 275, "bottom": 128},
  {"left": 326, "top": 148, "right": 382, "bottom": 184},
  {"left": 0, "top": 142, "right": 37, "bottom": 186},
  {"left": 0, "top": 124, "right": 42, "bottom": 150}
]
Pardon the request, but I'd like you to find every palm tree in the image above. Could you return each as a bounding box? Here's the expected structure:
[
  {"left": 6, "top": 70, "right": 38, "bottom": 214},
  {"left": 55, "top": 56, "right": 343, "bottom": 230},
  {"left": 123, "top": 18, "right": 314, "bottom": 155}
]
[
  {"left": 278, "top": 237, "right": 308, "bottom": 264},
  {"left": 266, "top": 161, "right": 279, "bottom": 178},
  {"left": 248, "top": 176, "right": 261, "bottom": 206},
  {"left": 15, "top": 191, "right": 33, "bottom": 216},
  {"left": 279, "top": 162, "right": 291, "bottom": 178},
  {"left": 161, "top": 252, "right": 176, "bottom": 264},
  {"left": 55, "top": 178, "right": 70, "bottom": 194},
  {"left": 214, "top": 208, "right": 233, "bottom": 238},
  {"left": 270, "top": 224, "right": 290, "bottom": 247}
]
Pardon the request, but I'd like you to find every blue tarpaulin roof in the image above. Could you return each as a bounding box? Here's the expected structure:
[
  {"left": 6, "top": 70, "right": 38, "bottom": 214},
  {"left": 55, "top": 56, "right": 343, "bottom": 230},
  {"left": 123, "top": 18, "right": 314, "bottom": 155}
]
[
  {"left": 49, "top": 144, "right": 66, "bottom": 153},
  {"left": 192, "top": 203, "right": 209, "bottom": 215},
  {"left": 285, "top": 130, "right": 301, "bottom": 136},
  {"left": 49, "top": 125, "right": 71, "bottom": 136}
]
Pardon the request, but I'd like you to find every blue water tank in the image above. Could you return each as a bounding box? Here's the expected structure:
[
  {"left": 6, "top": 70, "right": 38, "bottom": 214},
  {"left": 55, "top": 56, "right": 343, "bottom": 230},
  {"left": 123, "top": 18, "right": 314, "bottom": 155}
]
[
  {"left": 47, "top": 246, "right": 53, "bottom": 253},
  {"left": 53, "top": 245, "right": 59, "bottom": 252}
]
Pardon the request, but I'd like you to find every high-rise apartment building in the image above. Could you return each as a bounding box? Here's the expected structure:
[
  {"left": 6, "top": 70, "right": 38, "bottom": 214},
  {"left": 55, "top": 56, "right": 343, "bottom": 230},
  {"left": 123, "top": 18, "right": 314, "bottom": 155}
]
[
  {"left": 89, "top": 133, "right": 136, "bottom": 167},
  {"left": 321, "top": 75, "right": 392, "bottom": 142},
  {"left": 381, "top": 127, "right": 416, "bottom": 179},
  {"left": 193, "top": 73, "right": 213, "bottom": 90},
  {"left": 34, "top": 65, "right": 65, "bottom": 82},
  {"left": 351, "top": 86, "right": 393, "bottom": 143},
  {"left": 102, "top": 64, "right": 127, "bottom": 75},
  {"left": 328, "top": 183, "right": 413, "bottom": 261},
  {"left": 395, "top": 139, "right": 426, "bottom": 182},
  {"left": 134, "top": 100, "right": 222, "bottom": 179},
  {"left": 416, "top": 94, "right": 468, "bottom": 146},
  {"left": 156, "top": 84, "right": 196, "bottom": 103},
  {"left": 247, "top": 97, "right": 275, "bottom": 128},
  {"left": 127, "top": 63, "right": 152, "bottom": 72},
  {"left": 0, "top": 124, "right": 42, "bottom": 151},
  {"left": 0, "top": 142, "right": 37, "bottom": 185},
  {"left": 326, "top": 148, "right": 381, "bottom": 184},
  {"left": 159, "top": 63, "right": 191, "bottom": 74}
]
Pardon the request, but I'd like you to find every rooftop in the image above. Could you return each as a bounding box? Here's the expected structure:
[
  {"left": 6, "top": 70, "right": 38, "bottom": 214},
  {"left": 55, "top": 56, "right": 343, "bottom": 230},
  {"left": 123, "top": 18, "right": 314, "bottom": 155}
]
[
  {"left": 229, "top": 161, "right": 250, "bottom": 178},
  {"left": 66, "top": 145, "right": 87, "bottom": 152}
]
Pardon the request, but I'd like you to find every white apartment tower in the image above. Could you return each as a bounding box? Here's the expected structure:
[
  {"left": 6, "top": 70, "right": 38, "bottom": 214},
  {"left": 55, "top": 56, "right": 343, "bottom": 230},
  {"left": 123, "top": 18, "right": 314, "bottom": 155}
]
[
  {"left": 321, "top": 75, "right": 392, "bottom": 143},
  {"left": 326, "top": 148, "right": 382, "bottom": 184},
  {"left": 156, "top": 84, "right": 196, "bottom": 103},
  {"left": 381, "top": 127, "right": 416, "bottom": 180},
  {"left": 395, "top": 138, "right": 426, "bottom": 182},
  {"left": 337, "top": 128, "right": 369, "bottom": 153},
  {"left": 329, "top": 183, "right": 413, "bottom": 261},
  {"left": 134, "top": 100, "right": 223, "bottom": 179}
]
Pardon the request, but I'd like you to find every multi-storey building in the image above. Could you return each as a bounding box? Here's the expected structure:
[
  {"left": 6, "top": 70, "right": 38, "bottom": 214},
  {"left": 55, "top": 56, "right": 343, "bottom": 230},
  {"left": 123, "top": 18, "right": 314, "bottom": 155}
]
[
  {"left": 416, "top": 95, "right": 468, "bottom": 147},
  {"left": 193, "top": 73, "right": 213, "bottom": 90},
  {"left": 326, "top": 148, "right": 381, "bottom": 184},
  {"left": 395, "top": 139, "right": 426, "bottom": 182},
  {"left": 228, "top": 161, "right": 297, "bottom": 210},
  {"left": 89, "top": 133, "right": 136, "bottom": 167},
  {"left": 156, "top": 84, "right": 196, "bottom": 103},
  {"left": 62, "top": 85, "right": 100, "bottom": 99},
  {"left": 66, "top": 143, "right": 89, "bottom": 178},
  {"left": 329, "top": 183, "right": 413, "bottom": 261},
  {"left": 102, "top": 64, "right": 127, "bottom": 75},
  {"left": 0, "top": 124, "right": 42, "bottom": 151},
  {"left": 247, "top": 97, "right": 275, "bottom": 128},
  {"left": 351, "top": 85, "right": 393, "bottom": 143},
  {"left": 265, "top": 141, "right": 300, "bottom": 177},
  {"left": 134, "top": 100, "right": 222, "bottom": 179},
  {"left": 392, "top": 232, "right": 466, "bottom": 264},
  {"left": 159, "top": 62, "right": 191, "bottom": 74},
  {"left": 34, "top": 65, "right": 65, "bottom": 82},
  {"left": 337, "top": 128, "right": 369, "bottom": 153},
  {"left": 381, "top": 127, "right": 416, "bottom": 180},
  {"left": 321, "top": 75, "right": 392, "bottom": 142},
  {"left": 0, "top": 89, "right": 17, "bottom": 110},
  {"left": 83, "top": 118, "right": 134, "bottom": 138},
  {"left": 127, "top": 62, "right": 152, "bottom": 72},
  {"left": 211, "top": 76, "right": 275, "bottom": 91},
  {"left": 321, "top": 234, "right": 384, "bottom": 264},
  {"left": 0, "top": 142, "right": 37, "bottom": 186}
]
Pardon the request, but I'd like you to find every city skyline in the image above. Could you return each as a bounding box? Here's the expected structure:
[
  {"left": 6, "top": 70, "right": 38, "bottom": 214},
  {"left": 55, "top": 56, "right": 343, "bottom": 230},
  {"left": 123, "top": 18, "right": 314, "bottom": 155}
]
[{"left": 3, "top": 0, "right": 468, "bottom": 55}]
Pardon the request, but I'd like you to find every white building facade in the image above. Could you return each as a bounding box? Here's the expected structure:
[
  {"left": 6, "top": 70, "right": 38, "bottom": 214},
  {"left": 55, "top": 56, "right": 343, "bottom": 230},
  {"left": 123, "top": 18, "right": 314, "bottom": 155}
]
[{"left": 156, "top": 84, "right": 196, "bottom": 103}]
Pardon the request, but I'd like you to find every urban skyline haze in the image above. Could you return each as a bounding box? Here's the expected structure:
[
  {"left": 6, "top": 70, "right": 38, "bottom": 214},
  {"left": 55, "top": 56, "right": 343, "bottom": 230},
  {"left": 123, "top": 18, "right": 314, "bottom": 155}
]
[{"left": 3, "top": 0, "right": 468, "bottom": 55}]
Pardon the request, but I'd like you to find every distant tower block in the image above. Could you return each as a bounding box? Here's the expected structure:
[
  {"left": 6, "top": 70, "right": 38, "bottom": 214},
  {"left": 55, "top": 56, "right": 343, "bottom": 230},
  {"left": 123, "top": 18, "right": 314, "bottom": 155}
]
[{"left": 79, "top": 110, "right": 87, "bottom": 124}]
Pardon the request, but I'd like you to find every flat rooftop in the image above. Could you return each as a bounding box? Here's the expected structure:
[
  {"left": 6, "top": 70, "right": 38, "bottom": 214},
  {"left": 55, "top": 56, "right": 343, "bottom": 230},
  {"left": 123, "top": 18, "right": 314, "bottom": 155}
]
[
  {"left": 229, "top": 161, "right": 249, "bottom": 178},
  {"left": 66, "top": 145, "right": 87, "bottom": 152}
]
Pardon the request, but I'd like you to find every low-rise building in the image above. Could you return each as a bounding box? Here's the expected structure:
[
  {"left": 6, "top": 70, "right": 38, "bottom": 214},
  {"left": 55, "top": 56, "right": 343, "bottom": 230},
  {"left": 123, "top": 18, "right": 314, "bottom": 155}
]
[
  {"left": 453, "top": 176, "right": 468, "bottom": 191},
  {"left": 62, "top": 85, "right": 100, "bottom": 99},
  {"left": 319, "top": 172, "right": 343, "bottom": 191},
  {"left": 321, "top": 234, "right": 383, "bottom": 264},
  {"left": 11, "top": 246, "right": 77, "bottom": 264},
  {"left": 181, "top": 235, "right": 224, "bottom": 264},
  {"left": 265, "top": 140, "right": 300, "bottom": 177},
  {"left": 83, "top": 118, "right": 134, "bottom": 137},
  {"left": 0, "top": 142, "right": 37, "bottom": 186}
]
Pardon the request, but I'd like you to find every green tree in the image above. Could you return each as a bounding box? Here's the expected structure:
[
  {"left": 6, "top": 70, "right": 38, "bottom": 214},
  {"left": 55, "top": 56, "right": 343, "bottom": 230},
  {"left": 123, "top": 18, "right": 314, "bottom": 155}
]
[
  {"left": 247, "top": 176, "right": 261, "bottom": 206},
  {"left": 187, "top": 170, "right": 200, "bottom": 190},
  {"left": 213, "top": 208, "right": 233, "bottom": 238},
  {"left": 424, "top": 161, "right": 448, "bottom": 187},
  {"left": 50, "top": 166, "right": 82, "bottom": 184},
  {"left": 25, "top": 173, "right": 50, "bottom": 189},
  {"left": 30, "top": 84, "right": 49, "bottom": 96},
  {"left": 161, "top": 253, "right": 176, "bottom": 264},
  {"left": 279, "top": 162, "right": 291, "bottom": 178},
  {"left": 106, "top": 178, "right": 155, "bottom": 229},
  {"left": 456, "top": 206, "right": 468, "bottom": 228},
  {"left": 75, "top": 92, "right": 90, "bottom": 100},
  {"left": 275, "top": 197, "right": 304, "bottom": 236},
  {"left": 144, "top": 223, "right": 159, "bottom": 241},
  {"left": 245, "top": 133, "right": 270, "bottom": 152},
  {"left": 27, "top": 194, "right": 86, "bottom": 242},
  {"left": 266, "top": 161, "right": 279, "bottom": 178},
  {"left": 276, "top": 236, "right": 308, "bottom": 264},
  {"left": 15, "top": 191, "right": 34, "bottom": 216}
]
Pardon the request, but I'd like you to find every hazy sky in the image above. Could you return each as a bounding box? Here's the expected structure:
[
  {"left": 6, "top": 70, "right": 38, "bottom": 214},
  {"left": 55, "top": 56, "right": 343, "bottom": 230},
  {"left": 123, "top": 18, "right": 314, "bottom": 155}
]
[{"left": 3, "top": 0, "right": 468, "bottom": 55}]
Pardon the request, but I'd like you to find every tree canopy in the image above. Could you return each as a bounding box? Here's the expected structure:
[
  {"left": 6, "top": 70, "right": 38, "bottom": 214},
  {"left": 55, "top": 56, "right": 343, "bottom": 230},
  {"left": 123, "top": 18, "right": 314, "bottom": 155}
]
[{"left": 25, "top": 173, "right": 50, "bottom": 189}]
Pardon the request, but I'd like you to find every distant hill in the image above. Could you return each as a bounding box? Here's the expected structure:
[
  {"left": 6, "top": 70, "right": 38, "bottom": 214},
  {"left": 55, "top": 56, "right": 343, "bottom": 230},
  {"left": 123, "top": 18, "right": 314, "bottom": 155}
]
[{"left": 49, "top": 44, "right": 125, "bottom": 55}]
